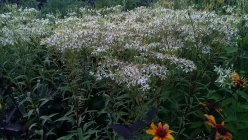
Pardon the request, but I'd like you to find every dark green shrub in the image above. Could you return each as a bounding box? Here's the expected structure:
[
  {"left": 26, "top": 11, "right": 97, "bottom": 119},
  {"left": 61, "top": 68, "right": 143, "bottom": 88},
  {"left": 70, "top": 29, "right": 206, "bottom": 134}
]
[
  {"left": 94, "top": 0, "right": 156, "bottom": 10},
  {"left": 18, "top": 0, "right": 38, "bottom": 8},
  {"left": 41, "top": 0, "right": 83, "bottom": 15}
]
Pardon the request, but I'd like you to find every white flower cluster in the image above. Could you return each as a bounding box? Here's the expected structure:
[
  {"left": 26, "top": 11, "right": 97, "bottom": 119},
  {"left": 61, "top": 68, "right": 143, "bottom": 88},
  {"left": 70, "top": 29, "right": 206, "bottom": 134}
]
[
  {"left": 41, "top": 7, "right": 242, "bottom": 51},
  {"left": 95, "top": 59, "right": 168, "bottom": 91},
  {"left": 214, "top": 65, "right": 232, "bottom": 87},
  {"left": 0, "top": 7, "right": 53, "bottom": 46},
  {"left": 152, "top": 52, "right": 196, "bottom": 73},
  {"left": 244, "top": 15, "right": 248, "bottom": 28},
  {"left": 0, "top": 5, "right": 246, "bottom": 91}
]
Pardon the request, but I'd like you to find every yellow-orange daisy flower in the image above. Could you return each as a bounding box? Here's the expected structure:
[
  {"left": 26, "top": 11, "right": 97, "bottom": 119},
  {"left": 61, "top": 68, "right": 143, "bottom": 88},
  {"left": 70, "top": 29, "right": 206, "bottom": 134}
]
[
  {"left": 204, "top": 114, "right": 232, "bottom": 140},
  {"left": 146, "top": 122, "right": 174, "bottom": 140},
  {"left": 231, "top": 72, "right": 245, "bottom": 87},
  {"left": 231, "top": 71, "right": 240, "bottom": 81}
]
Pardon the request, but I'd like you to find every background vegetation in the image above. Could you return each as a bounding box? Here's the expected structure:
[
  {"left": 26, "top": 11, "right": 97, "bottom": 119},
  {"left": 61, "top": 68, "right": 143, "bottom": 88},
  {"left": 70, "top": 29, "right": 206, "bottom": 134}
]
[{"left": 0, "top": 0, "right": 248, "bottom": 140}]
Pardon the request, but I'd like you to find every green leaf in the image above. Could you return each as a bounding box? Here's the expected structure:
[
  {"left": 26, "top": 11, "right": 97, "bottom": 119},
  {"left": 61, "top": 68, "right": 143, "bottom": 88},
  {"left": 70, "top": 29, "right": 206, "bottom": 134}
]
[
  {"left": 39, "top": 98, "right": 51, "bottom": 108},
  {"left": 40, "top": 113, "right": 58, "bottom": 126},
  {"left": 189, "top": 121, "right": 203, "bottom": 129},
  {"left": 237, "top": 90, "right": 248, "bottom": 101},
  {"left": 35, "top": 129, "right": 44, "bottom": 137},
  {"left": 29, "top": 123, "right": 37, "bottom": 131},
  {"left": 77, "top": 128, "right": 84, "bottom": 140},
  {"left": 225, "top": 47, "right": 238, "bottom": 54},
  {"left": 237, "top": 121, "right": 248, "bottom": 129},
  {"left": 27, "top": 109, "right": 34, "bottom": 119},
  {"left": 57, "top": 134, "right": 75, "bottom": 140}
]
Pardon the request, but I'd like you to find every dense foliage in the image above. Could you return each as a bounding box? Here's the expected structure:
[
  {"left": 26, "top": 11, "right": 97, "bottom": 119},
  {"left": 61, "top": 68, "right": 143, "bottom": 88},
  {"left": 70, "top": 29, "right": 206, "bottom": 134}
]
[{"left": 0, "top": 1, "right": 248, "bottom": 140}]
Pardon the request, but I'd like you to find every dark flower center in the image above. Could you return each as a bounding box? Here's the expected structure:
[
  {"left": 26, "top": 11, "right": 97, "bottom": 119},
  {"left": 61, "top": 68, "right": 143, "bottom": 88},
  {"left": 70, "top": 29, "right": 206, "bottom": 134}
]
[
  {"left": 235, "top": 79, "right": 245, "bottom": 87},
  {"left": 156, "top": 128, "right": 167, "bottom": 137},
  {"left": 215, "top": 124, "right": 228, "bottom": 135}
]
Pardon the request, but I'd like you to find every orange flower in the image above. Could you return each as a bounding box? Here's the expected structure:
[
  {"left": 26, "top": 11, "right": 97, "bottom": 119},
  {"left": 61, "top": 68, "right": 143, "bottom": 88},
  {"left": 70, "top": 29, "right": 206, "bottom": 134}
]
[
  {"left": 231, "top": 72, "right": 245, "bottom": 86},
  {"left": 146, "top": 122, "right": 174, "bottom": 140},
  {"left": 231, "top": 71, "right": 240, "bottom": 81},
  {"left": 204, "top": 114, "right": 232, "bottom": 140}
]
